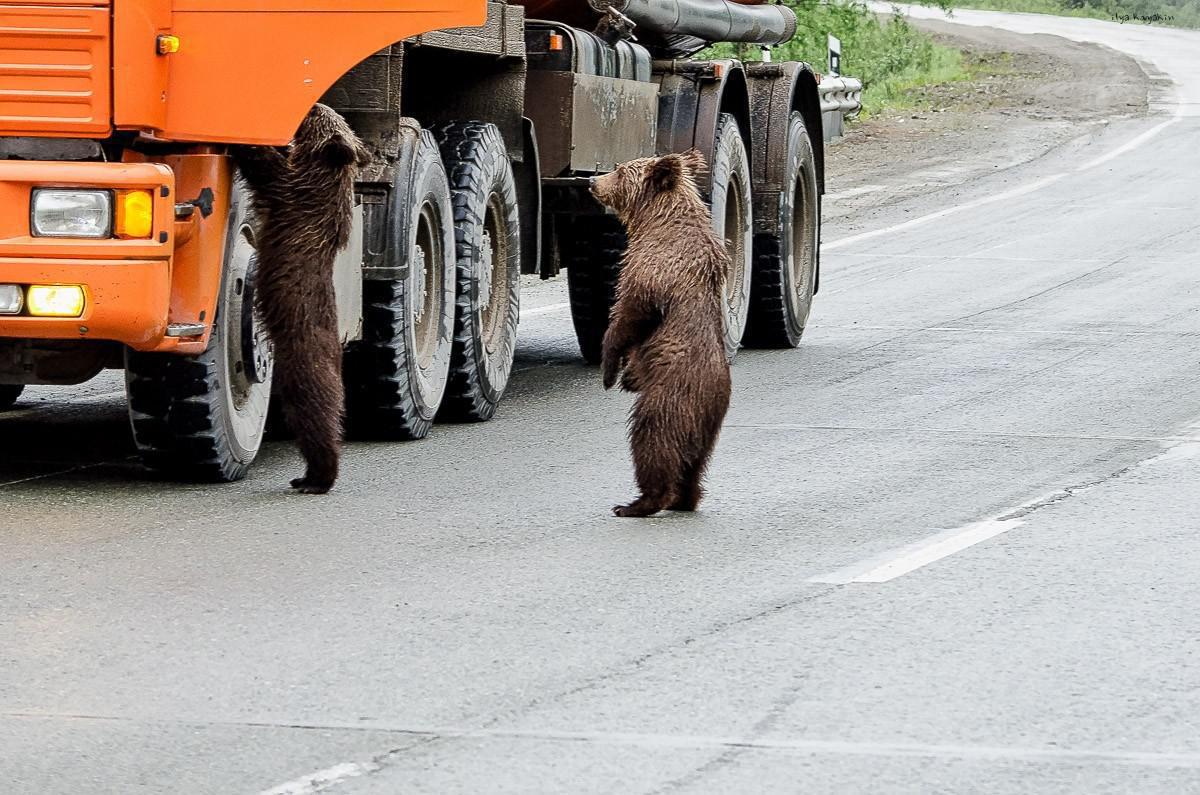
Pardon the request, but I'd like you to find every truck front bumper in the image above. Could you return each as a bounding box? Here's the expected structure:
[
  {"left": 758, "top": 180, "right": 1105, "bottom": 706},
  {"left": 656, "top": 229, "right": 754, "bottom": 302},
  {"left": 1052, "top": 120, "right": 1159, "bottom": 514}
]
[{"left": 0, "top": 160, "right": 182, "bottom": 352}]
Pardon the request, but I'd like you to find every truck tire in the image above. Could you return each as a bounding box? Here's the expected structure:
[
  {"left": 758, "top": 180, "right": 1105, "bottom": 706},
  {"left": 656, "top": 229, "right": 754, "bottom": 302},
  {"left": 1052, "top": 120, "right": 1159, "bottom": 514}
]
[
  {"left": 432, "top": 122, "right": 521, "bottom": 422},
  {"left": 564, "top": 216, "right": 626, "bottom": 365},
  {"left": 125, "top": 181, "right": 274, "bottom": 482},
  {"left": 0, "top": 384, "right": 22, "bottom": 411},
  {"left": 745, "top": 112, "right": 819, "bottom": 348},
  {"left": 344, "top": 129, "right": 455, "bottom": 440},
  {"left": 710, "top": 113, "right": 754, "bottom": 361}
]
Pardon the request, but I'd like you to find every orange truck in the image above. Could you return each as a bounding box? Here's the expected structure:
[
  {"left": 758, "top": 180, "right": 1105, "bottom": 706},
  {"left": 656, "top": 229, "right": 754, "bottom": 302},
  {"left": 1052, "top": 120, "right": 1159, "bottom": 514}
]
[{"left": 0, "top": 0, "right": 825, "bottom": 482}]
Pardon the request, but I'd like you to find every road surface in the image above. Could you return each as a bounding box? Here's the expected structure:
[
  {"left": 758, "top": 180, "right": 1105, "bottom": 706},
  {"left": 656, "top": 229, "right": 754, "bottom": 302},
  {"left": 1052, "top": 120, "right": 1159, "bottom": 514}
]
[{"left": 3, "top": 9, "right": 1200, "bottom": 793}]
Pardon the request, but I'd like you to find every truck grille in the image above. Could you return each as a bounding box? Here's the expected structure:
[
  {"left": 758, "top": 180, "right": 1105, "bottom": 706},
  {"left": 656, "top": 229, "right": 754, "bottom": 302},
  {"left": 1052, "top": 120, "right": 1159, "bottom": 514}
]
[{"left": 0, "top": 5, "right": 111, "bottom": 137}]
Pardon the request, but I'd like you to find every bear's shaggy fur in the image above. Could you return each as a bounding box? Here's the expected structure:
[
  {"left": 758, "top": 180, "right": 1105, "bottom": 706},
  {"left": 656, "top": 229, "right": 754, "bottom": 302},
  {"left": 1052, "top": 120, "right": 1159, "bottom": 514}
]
[
  {"left": 233, "top": 104, "right": 371, "bottom": 494},
  {"left": 590, "top": 150, "right": 733, "bottom": 517}
]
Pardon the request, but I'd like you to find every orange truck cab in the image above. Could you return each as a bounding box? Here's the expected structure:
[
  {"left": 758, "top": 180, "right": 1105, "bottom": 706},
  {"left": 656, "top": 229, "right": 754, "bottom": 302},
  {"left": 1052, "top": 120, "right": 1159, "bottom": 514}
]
[{"left": 0, "top": 0, "right": 826, "bottom": 484}]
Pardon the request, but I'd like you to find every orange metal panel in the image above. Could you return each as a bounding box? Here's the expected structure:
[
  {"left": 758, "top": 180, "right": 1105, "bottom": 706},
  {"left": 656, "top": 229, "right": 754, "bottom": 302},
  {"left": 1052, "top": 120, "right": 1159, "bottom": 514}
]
[
  {"left": 0, "top": 4, "right": 112, "bottom": 137},
  {"left": 113, "top": 0, "right": 173, "bottom": 133},
  {"left": 0, "top": 259, "right": 171, "bottom": 348},
  {"left": 0, "top": 160, "right": 179, "bottom": 350},
  {"left": 157, "top": 153, "right": 231, "bottom": 352},
  {"left": 0, "top": 160, "right": 174, "bottom": 260},
  {"left": 149, "top": 1, "right": 487, "bottom": 144}
]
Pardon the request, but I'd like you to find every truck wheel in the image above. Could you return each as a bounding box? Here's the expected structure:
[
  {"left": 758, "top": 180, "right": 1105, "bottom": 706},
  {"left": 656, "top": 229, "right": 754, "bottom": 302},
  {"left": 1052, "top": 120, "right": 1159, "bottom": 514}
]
[
  {"left": 710, "top": 113, "right": 754, "bottom": 361},
  {"left": 564, "top": 216, "right": 626, "bottom": 365},
  {"left": 125, "top": 181, "right": 274, "bottom": 482},
  {"left": 0, "top": 384, "right": 22, "bottom": 411},
  {"left": 432, "top": 122, "right": 521, "bottom": 422},
  {"left": 345, "top": 129, "right": 455, "bottom": 440},
  {"left": 745, "top": 112, "right": 819, "bottom": 348}
]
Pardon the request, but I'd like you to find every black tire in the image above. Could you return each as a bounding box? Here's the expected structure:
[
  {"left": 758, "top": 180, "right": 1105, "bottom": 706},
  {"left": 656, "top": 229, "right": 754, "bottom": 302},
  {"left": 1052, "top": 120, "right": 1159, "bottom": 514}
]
[
  {"left": 432, "top": 122, "right": 521, "bottom": 422},
  {"left": 564, "top": 216, "right": 626, "bottom": 365},
  {"left": 125, "top": 181, "right": 274, "bottom": 482},
  {"left": 745, "top": 112, "right": 819, "bottom": 348},
  {"left": 709, "top": 113, "right": 754, "bottom": 361},
  {"left": 344, "top": 128, "right": 455, "bottom": 440},
  {"left": 0, "top": 384, "right": 23, "bottom": 411}
]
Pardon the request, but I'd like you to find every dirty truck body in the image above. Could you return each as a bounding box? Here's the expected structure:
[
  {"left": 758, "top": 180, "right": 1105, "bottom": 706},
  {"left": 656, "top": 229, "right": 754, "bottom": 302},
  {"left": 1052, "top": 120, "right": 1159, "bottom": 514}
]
[{"left": 0, "top": 0, "right": 825, "bottom": 482}]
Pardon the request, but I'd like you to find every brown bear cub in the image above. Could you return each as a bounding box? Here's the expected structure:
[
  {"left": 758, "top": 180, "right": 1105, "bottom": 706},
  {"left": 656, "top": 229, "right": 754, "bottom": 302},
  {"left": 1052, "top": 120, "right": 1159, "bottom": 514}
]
[
  {"left": 590, "top": 150, "right": 733, "bottom": 517},
  {"left": 233, "top": 104, "right": 371, "bottom": 494}
]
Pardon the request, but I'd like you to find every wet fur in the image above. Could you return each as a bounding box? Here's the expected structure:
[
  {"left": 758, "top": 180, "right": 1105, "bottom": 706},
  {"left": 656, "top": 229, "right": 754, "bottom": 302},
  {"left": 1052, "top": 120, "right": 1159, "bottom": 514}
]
[
  {"left": 232, "top": 104, "right": 370, "bottom": 494},
  {"left": 591, "top": 151, "right": 733, "bottom": 517}
]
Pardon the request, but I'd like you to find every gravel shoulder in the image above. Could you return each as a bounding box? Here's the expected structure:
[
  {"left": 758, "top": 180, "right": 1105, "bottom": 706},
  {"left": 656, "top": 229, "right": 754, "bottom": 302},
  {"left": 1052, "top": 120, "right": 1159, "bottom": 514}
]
[{"left": 824, "top": 18, "right": 1153, "bottom": 221}]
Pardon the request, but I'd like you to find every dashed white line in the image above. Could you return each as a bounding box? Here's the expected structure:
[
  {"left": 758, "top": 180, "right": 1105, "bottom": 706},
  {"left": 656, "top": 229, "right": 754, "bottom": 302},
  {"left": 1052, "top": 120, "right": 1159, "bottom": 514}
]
[
  {"left": 521, "top": 301, "right": 570, "bottom": 317},
  {"left": 822, "top": 172, "right": 1069, "bottom": 252},
  {"left": 809, "top": 516, "right": 1028, "bottom": 584},
  {"left": 257, "top": 761, "right": 379, "bottom": 795}
]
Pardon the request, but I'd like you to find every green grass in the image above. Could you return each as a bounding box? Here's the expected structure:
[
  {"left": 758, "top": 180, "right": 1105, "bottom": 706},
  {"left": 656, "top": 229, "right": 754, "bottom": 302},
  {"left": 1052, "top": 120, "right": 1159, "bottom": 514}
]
[
  {"left": 948, "top": 0, "right": 1200, "bottom": 27},
  {"left": 705, "top": 1, "right": 968, "bottom": 116}
]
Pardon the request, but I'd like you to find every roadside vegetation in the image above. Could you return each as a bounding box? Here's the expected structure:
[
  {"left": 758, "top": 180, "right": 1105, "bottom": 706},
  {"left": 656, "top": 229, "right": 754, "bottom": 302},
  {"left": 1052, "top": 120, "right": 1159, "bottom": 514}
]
[
  {"left": 707, "top": 1, "right": 967, "bottom": 116},
  {"left": 949, "top": 0, "right": 1200, "bottom": 27}
]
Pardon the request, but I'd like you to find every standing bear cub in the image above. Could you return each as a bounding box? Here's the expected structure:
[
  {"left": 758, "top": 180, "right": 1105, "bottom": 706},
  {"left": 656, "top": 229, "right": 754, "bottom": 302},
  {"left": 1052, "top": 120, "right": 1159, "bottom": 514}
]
[
  {"left": 233, "top": 104, "right": 371, "bottom": 494},
  {"left": 590, "top": 150, "right": 733, "bottom": 517}
]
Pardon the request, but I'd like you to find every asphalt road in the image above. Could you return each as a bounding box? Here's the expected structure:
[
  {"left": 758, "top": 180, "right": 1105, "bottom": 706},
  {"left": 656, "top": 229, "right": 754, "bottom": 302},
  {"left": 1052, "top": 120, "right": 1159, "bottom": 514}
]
[{"left": 4, "top": 10, "right": 1200, "bottom": 794}]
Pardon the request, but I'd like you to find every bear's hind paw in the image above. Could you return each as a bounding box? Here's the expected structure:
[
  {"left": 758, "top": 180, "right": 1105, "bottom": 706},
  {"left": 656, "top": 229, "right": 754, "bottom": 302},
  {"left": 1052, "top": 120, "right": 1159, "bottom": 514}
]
[{"left": 290, "top": 475, "right": 334, "bottom": 495}]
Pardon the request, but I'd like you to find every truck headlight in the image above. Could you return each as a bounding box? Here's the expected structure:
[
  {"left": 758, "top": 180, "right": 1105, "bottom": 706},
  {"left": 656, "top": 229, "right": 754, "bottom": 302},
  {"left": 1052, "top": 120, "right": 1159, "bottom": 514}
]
[
  {"left": 0, "top": 284, "right": 22, "bottom": 314},
  {"left": 26, "top": 285, "right": 86, "bottom": 318},
  {"left": 31, "top": 189, "right": 113, "bottom": 238}
]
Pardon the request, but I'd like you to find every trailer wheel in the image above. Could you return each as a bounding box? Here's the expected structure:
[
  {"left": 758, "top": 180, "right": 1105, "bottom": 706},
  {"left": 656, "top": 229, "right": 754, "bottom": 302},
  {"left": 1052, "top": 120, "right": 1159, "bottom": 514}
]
[
  {"left": 564, "top": 216, "right": 626, "bottom": 365},
  {"left": 125, "top": 181, "right": 273, "bottom": 482},
  {"left": 745, "top": 112, "right": 819, "bottom": 348},
  {"left": 710, "top": 113, "right": 754, "bottom": 361},
  {"left": 432, "top": 122, "right": 521, "bottom": 422},
  {"left": 345, "top": 129, "right": 455, "bottom": 440},
  {"left": 0, "top": 384, "right": 22, "bottom": 411}
]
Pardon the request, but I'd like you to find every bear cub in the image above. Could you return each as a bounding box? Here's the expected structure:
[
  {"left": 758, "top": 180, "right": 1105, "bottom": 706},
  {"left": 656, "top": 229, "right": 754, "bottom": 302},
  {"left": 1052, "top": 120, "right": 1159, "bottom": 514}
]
[
  {"left": 233, "top": 104, "right": 371, "bottom": 494},
  {"left": 590, "top": 150, "right": 733, "bottom": 517}
]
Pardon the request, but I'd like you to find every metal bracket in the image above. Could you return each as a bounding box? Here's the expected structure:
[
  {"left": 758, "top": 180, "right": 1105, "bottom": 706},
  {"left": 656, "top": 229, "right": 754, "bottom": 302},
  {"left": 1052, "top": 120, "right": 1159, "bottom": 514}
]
[{"left": 594, "top": 6, "right": 637, "bottom": 45}]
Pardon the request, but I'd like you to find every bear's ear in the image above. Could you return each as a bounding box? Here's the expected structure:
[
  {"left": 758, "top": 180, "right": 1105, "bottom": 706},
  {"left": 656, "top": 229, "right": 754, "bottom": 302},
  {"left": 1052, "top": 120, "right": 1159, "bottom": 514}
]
[
  {"left": 647, "top": 155, "right": 683, "bottom": 193},
  {"left": 680, "top": 149, "right": 708, "bottom": 178},
  {"left": 317, "top": 134, "right": 362, "bottom": 169}
]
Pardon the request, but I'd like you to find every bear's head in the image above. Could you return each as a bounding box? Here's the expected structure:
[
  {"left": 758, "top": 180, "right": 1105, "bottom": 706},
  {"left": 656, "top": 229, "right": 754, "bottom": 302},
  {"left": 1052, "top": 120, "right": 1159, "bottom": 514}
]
[
  {"left": 291, "top": 103, "right": 372, "bottom": 174},
  {"left": 590, "top": 150, "right": 707, "bottom": 221}
]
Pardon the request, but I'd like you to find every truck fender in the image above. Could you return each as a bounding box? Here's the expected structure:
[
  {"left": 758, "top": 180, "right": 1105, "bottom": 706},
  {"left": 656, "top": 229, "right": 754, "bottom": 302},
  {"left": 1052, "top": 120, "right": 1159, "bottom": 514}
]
[
  {"left": 746, "top": 61, "right": 825, "bottom": 293},
  {"left": 654, "top": 59, "right": 752, "bottom": 200}
]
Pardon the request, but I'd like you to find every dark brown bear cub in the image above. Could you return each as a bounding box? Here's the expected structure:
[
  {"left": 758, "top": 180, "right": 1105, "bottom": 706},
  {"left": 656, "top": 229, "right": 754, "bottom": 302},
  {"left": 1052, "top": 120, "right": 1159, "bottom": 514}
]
[
  {"left": 233, "top": 104, "right": 370, "bottom": 494},
  {"left": 590, "top": 150, "right": 732, "bottom": 517}
]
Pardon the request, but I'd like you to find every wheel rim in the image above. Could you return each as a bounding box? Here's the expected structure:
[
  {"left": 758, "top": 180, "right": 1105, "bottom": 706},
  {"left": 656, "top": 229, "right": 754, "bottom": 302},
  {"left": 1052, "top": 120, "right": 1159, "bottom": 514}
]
[
  {"left": 723, "top": 176, "right": 749, "bottom": 313},
  {"left": 221, "top": 214, "right": 272, "bottom": 457},
  {"left": 790, "top": 168, "right": 813, "bottom": 305},
  {"left": 480, "top": 193, "right": 511, "bottom": 357},
  {"left": 413, "top": 201, "right": 444, "bottom": 372}
]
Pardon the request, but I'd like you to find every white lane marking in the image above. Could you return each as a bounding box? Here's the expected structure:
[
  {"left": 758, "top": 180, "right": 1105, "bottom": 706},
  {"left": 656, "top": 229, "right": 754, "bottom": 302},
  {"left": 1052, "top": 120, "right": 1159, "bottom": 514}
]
[
  {"left": 823, "top": 104, "right": 1185, "bottom": 254},
  {"left": 809, "top": 517, "right": 1028, "bottom": 584},
  {"left": 254, "top": 727, "right": 1200, "bottom": 772},
  {"left": 257, "top": 761, "right": 379, "bottom": 795},
  {"left": 726, "top": 422, "right": 1197, "bottom": 445},
  {"left": 1076, "top": 113, "right": 1183, "bottom": 171},
  {"left": 521, "top": 301, "right": 570, "bottom": 317},
  {"left": 812, "top": 323, "right": 1172, "bottom": 337},
  {"left": 812, "top": 422, "right": 1200, "bottom": 584},
  {"left": 822, "top": 172, "right": 1068, "bottom": 252}
]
